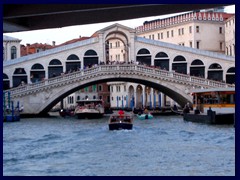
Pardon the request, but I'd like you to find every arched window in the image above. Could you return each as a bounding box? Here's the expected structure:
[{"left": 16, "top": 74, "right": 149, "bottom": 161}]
[
  {"left": 30, "top": 63, "right": 45, "bottom": 83},
  {"left": 208, "top": 63, "right": 223, "bottom": 81},
  {"left": 48, "top": 59, "right": 63, "bottom": 78},
  {"left": 67, "top": 54, "right": 79, "bottom": 60},
  {"left": 226, "top": 67, "right": 235, "bottom": 84},
  {"left": 84, "top": 50, "right": 97, "bottom": 56},
  {"left": 191, "top": 59, "right": 204, "bottom": 65},
  {"left": 190, "top": 59, "right": 205, "bottom": 77},
  {"left": 172, "top": 55, "right": 187, "bottom": 74},
  {"left": 136, "top": 48, "right": 151, "bottom": 65},
  {"left": 11, "top": 46, "right": 17, "bottom": 59},
  {"left": 83, "top": 49, "right": 98, "bottom": 67},
  {"left": 13, "top": 68, "right": 27, "bottom": 87},
  {"left": 66, "top": 54, "right": 80, "bottom": 72},
  {"left": 154, "top": 52, "right": 169, "bottom": 70}
]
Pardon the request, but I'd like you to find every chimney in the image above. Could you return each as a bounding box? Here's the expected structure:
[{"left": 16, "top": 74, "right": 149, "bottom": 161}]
[
  {"left": 26, "top": 44, "right": 30, "bottom": 54},
  {"left": 52, "top": 41, "right": 56, "bottom": 46}
]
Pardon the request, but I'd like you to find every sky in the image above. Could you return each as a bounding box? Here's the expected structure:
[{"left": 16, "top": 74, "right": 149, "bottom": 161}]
[{"left": 3, "top": 5, "right": 235, "bottom": 46}]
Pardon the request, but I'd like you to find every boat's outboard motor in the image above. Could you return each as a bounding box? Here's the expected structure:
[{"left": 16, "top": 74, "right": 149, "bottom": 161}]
[{"left": 145, "top": 114, "right": 149, "bottom": 119}]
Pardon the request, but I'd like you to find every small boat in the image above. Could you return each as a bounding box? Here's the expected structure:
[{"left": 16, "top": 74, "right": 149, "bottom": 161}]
[
  {"left": 74, "top": 99, "right": 104, "bottom": 119},
  {"left": 3, "top": 92, "right": 23, "bottom": 122},
  {"left": 59, "top": 109, "right": 75, "bottom": 117},
  {"left": 108, "top": 113, "right": 133, "bottom": 130},
  {"left": 137, "top": 113, "right": 153, "bottom": 120},
  {"left": 183, "top": 87, "right": 235, "bottom": 124},
  {"left": 170, "top": 105, "right": 183, "bottom": 116}
]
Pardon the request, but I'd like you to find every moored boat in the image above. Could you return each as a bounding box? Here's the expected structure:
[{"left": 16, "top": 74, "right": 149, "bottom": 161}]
[
  {"left": 108, "top": 113, "right": 133, "bottom": 130},
  {"left": 137, "top": 113, "right": 153, "bottom": 120},
  {"left": 59, "top": 109, "right": 75, "bottom": 117},
  {"left": 74, "top": 99, "right": 104, "bottom": 119},
  {"left": 183, "top": 87, "right": 235, "bottom": 124}
]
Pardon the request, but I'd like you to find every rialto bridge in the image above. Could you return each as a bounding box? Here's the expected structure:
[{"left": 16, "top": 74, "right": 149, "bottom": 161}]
[{"left": 3, "top": 23, "right": 235, "bottom": 115}]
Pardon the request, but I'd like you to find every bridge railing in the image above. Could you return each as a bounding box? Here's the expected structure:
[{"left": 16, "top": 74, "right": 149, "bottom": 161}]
[{"left": 6, "top": 64, "right": 235, "bottom": 96}]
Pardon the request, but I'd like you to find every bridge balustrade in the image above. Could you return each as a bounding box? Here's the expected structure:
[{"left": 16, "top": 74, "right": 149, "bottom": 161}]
[{"left": 5, "top": 64, "right": 234, "bottom": 97}]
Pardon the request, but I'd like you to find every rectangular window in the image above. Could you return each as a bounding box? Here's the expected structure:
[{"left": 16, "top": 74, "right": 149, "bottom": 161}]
[
  {"left": 110, "top": 43, "right": 112, "bottom": 48},
  {"left": 196, "top": 26, "right": 200, "bottom": 33},
  {"left": 158, "top": 33, "right": 160, "bottom": 40},
  {"left": 149, "top": 35, "right": 151, "bottom": 39},
  {"left": 84, "top": 87, "right": 88, "bottom": 92},
  {"left": 220, "top": 42, "right": 223, "bottom": 50},
  {"left": 189, "top": 41, "right": 192, "bottom": 48},
  {"left": 92, "top": 85, "right": 97, "bottom": 92},
  {"left": 167, "top": 31, "right": 169, "bottom": 38},
  {"left": 189, "top": 26, "right": 192, "bottom": 33},
  {"left": 178, "top": 29, "right": 181, "bottom": 35},
  {"left": 171, "top": 30, "right": 174, "bottom": 37},
  {"left": 98, "top": 85, "right": 102, "bottom": 91},
  {"left": 196, "top": 41, "right": 200, "bottom": 49},
  {"left": 219, "top": 27, "right": 222, "bottom": 34},
  {"left": 161, "top": 32, "right": 163, "bottom": 39},
  {"left": 182, "top": 28, "right": 184, "bottom": 35},
  {"left": 152, "top": 34, "right": 154, "bottom": 40}
]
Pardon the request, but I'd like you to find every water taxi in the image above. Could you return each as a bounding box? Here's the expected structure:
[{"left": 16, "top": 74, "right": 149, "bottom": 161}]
[
  {"left": 108, "top": 112, "right": 133, "bottom": 130},
  {"left": 74, "top": 99, "right": 104, "bottom": 119},
  {"left": 183, "top": 87, "right": 235, "bottom": 124}
]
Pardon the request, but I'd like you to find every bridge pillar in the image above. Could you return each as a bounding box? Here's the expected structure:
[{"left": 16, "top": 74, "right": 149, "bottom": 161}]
[
  {"left": 134, "top": 89, "right": 137, "bottom": 108},
  {"left": 142, "top": 87, "right": 146, "bottom": 108}
]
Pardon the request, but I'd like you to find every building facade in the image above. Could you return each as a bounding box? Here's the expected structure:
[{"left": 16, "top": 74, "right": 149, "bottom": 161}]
[
  {"left": 3, "top": 35, "right": 21, "bottom": 61},
  {"left": 135, "top": 11, "right": 233, "bottom": 53},
  {"left": 225, "top": 15, "right": 235, "bottom": 56}
]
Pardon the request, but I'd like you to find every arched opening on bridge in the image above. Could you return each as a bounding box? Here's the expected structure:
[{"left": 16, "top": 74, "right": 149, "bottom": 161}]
[
  {"left": 105, "top": 31, "right": 129, "bottom": 64},
  {"left": 145, "top": 86, "right": 151, "bottom": 108},
  {"left": 12, "top": 68, "right": 27, "bottom": 87},
  {"left": 154, "top": 52, "right": 169, "bottom": 70},
  {"left": 128, "top": 85, "right": 135, "bottom": 109},
  {"left": 30, "top": 63, "right": 45, "bottom": 83},
  {"left": 226, "top": 67, "right": 235, "bottom": 84},
  {"left": 207, "top": 63, "right": 223, "bottom": 81},
  {"left": 136, "top": 48, "right": 151, "bottom": 65},
  {"left": 48, "top": 59, "right": 63, "bottom": 78},
  {"left": 66, "top": 54, "right": 80, "bottom": 73},
  {"left": 190, "top": 59, "right": 205, "bottom": 78},
  {"left": 172, "top": 55, "right": 187, "bottom": 74},
  {"left": 83, "top": 50, "right": 98, "bottom": 67},
  {"left": 3, "top": 73, "right": 10, "bottom": 90},
  {"left": 136, "top": 85, "right": 143, "bottom": 108}
]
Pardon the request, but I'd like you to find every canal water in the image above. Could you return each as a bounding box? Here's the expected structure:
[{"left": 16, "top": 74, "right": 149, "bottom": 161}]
[{"left": 3, "top": 113, "right": 235, "bottom": 176}]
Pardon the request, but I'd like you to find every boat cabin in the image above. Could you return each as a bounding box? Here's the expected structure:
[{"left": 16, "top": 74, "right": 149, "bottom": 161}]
[{"left": 191, "top": 88, "right": 235, "bottom": 114}]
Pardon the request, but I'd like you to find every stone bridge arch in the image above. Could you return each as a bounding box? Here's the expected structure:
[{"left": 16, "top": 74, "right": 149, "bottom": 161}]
[{"left": 39, "top": 76, "right": 191, "bottom": 115}]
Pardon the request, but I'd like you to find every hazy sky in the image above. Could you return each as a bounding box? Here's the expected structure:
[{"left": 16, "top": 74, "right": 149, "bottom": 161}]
[{"left": 3, "top": 5, "right": 235, "bottom": 45}]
